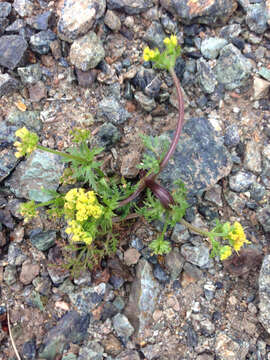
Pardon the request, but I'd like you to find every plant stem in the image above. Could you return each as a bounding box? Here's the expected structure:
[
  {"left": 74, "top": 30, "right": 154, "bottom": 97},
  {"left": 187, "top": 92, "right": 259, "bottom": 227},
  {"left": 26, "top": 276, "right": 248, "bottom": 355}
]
[
  {"left": 34, "top": 199, "right": 56, "bottom": 208},
  {"left": 37, "top": 145, "right": 87, "bottom": 163},
  {"left": 118, "top": 67, "right": 184, "bottom": 208},
  {"left": 180, "top": 218, "right": 209, "bottom": 238}
]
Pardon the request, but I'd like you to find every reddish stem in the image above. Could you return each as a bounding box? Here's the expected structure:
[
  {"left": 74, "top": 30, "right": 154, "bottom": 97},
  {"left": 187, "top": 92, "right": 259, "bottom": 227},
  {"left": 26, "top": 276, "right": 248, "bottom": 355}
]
[{"left": 118, "top": 68, "right": 184, "bottom": 208}]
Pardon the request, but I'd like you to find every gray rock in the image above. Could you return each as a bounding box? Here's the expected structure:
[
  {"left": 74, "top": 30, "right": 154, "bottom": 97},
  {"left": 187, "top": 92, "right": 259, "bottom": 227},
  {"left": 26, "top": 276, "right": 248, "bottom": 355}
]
[
  {"left": 58, "top": 0, "right": 106, "bottom": 42},
  {"left": 134, "top": 91, "right": 156, "bottom": 111},
  {"left": 259, "top": 67, "right": 270, "bottom": 82},
  {"left": 7, "top": 110, "right": 42, "bottom": 132},
  {"left": 3, "top": 265, "right": 17, "bottom": 285},
  {"left": 94, "top": 123, "right": 120, "bottom": 149},
  {"left": 68, "top": 283, "right": 106, "bottom": 314},
  {"left": 144, "top": 21, "right": 166, "bottom": 50},
  {"left": 30, "top": 229, "right": 57, "bottom": 251},
  {"left": 197, "top": 58, "right": 217, "bottom": 94},
  {"left": 17, "top": 64, "right": 42, "bottom": 85},
  {"left": 246, "top": 4, "right": 268, "bottom": 34},
  {"left": 32, "top": 276, "right": 51, "bottom": 296},
  {"left": 224, "top": 124, "right": 240, "bottom": 147},
  {"left": 183, "top": 262, "right": 203, "bottom": 280},
  {"left": 125, "top": 259, "right": 160, "bottom": 336},
  {"left": 181, "top": 244, "right": 210, "bottom": 268},
  {"left": 161, "top": 13, "right": 178, "bottom": 34},
  {"left": 13, "top": 0, "right": 34, "bottom": 17},
  {"left": 8, "top": 243, "right": 27, "bottom": 266},
  {"left": 0, "top": 35, "right": 28, "bottom": 70},
  {"left": 257, "top": 206, "right": 270, "bottom": 233},
  {"left": 229, "top": 171, "right": 256, "bottom": 192},
  {"left": 253, "top": 77, "right": 270, "bottom": 100},
  {"left": 219, "top": 24, "right": 242, "bottom": 40},
  {"left": 107, "top": 0, "right": 153, "bottom": 15},
  {"left": 28, "top": 11, "right": 53, "bottom": 31},
  {"left": 165, "top": 247, "right": 185, "bottom": 280},
  {"left": 39, "top": 311, "right": 90, "bottom": 360},
  {"left": 171, "top": 223, "right": 190, "bottom": 243},
  {"left": 200, "top": 37, "right": 228, "bottom": 59},
  {"left": 5, "top": 19, "right": 25, "bottom": 33},
  {"left": 204, "top": 184, "right": 223, "bottom": 207},
  {"left": 6, "top": 150, "right": 64, "bottom": 202},
  {"left": 0, "top": 73, "right": 20, "bottom": 97},
  {"left": 97, "top": 97, "right": 131, "bottom": 125},
  {"left": 20, "top": 262, "right": 40, "bottom": 285},
  {"left": 225, "top": 190, "right": 246, "bottom": 214},
  {"left": 259, "top": 255, "right": 270, "bottom": 334},
  {"left": 0, "top": 18, "right": 8, "bottom": 35},
  {"left": 115, "top": 350, "right": 140, "bottom": 360},
  {"left": 0, "top": 2, "right": 12, "bottom": 17},
  {"left": 104, "top": 10, "right": 121, "bottom": 31},
  {"left": 47, "top": 265, "right": 70, "bottom": 286},
  {"left": 69, "top": 32, "right": 105, "bottom": 71},
  {"left": 244, "top": 140, "right": 262, "bottom": 173},
  {"left": 214, "top": 44, "right": 252, "bottom": 90},
  {"left": 0, "top": 148, "right": 18, "bottom": 182},
  {"left": 250, "top": 182, "right": 265, "bottom": 202},
  {"left": 113, "top": 313, "right": 134, "bottom": 342},
  {"left": 78, "top": 341, "right": 104, "bottom": 360},
  {"left": 159, "top": 117, "right": 232, "bottom": 197},
  {"left": 215, "top": 333, "right": 243, "bottom": 359},
  {"left": 30, "top": 30, "right": 57, "bottom": 55},
  {"left": 160, "top": 0, "right": 237, "bottom": 25}
]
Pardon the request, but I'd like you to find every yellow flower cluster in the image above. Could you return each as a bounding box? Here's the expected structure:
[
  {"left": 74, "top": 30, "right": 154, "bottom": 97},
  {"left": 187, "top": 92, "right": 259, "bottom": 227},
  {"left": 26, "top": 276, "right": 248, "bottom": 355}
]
[
  {"left": 14, "top": 127, "right": 38, "bottom": 158},
  {"left": 220, "top": 246, "right": 232, "bottom": 261},
  {"left": 143, "top": 46, "right": 160, "bottom": 62},
  {"left": 66, "top": 220, "right": 93, "bottom": 245},
  {"left": 229, "top": 221, "right": 250, "bottom": 252},
  {"left": 64, "top": 188, "right": 103, "bottom": 245},
  {"left": 164, "top": 34, "right": 178, "bottom": 47},
  {"left": 64, "top": 188, "right": 102, "bottom": 221}
]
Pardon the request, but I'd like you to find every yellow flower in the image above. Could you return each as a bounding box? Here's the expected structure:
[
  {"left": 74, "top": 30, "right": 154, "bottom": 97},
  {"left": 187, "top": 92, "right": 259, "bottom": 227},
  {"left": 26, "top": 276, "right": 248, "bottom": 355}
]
[
  {"left": 143, "top": 46, "right": 160, "bottom": 62},
  {"left": 164, "top": 34, "right": 178, "bottom": 47},
  {"left": 228, "top": 222, "right": 250, "bottom": 252},
  {"left": 14, "top": 126, "right": 39, "bottom": 158},
  {"left": 66, "top": 220, "right": 93, "bottom": 245},
  {"left": 220, "top": 245, "right": 232, "bottom": 261}
]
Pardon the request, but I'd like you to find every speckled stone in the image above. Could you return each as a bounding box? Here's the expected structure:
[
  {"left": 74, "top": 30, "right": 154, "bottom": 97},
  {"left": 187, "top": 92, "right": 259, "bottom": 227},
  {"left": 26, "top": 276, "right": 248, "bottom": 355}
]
[
  {"left": 125, "top": 259, "right": 161, "bottom": 337},
  {"left": 39, "top": 311, "right": 90, "bottom": 359},
  {"left": 214, "top": 44, "right": 252, "bottom": 90},
  {"left": 246, "top": 4, "right": 268, "bottom": 34},
  {"left": 104, "top": 10, "right": 121, "bottom": 31},
  {"left": 200, "top": 37, "right": 228, "bottom": 59},
  {"left": 69, "top": 32, "right": 105, "bottom": 71},
  {"left": 0, "top": 35, "right": 28, "bottom": 70},
  {"left": 244, "top": 140, "right": 262, "bottom": 173},
  {"left": 0, "top": 73, "right": 20, "bottom": 96},
  {"left": 257, "top": 206, "right": 270, "bottom": 233},
  {"left": 107, "top": 0, "right": 153, "bottom": 15},
  {"left": 13, "top": 0, "right": 34, "bottom": 17},
  {"left": 160, "top": 0, "right": 237, "bottom": 25},
  {"left": 197, "top": 58, "right": 217, "bottom": 94},
  {"left": 159, "top": 117, "right": 232, "bottom": 197},
  {"left": 58, "top": 0, "right": 106, "bottom": 42},
  {"left": 259, "top": 255, "right": 270, "bottom": 334},
  {"left": 229, "top": 171, "right": 256, "bottom": 192},
  {"left": 6, "top": 150, "right": 64, "bottom": 202}
]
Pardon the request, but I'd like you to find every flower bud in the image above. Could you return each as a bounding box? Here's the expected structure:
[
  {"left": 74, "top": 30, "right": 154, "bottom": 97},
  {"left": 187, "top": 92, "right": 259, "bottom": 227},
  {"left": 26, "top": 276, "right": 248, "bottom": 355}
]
[{"left": 145, "top": 180, "right": 175, "bottom": 209}]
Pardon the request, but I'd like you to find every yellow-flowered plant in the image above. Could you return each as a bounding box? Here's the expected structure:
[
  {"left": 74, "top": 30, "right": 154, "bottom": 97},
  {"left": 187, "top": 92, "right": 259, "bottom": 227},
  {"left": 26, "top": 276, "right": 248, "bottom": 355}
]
[
  {"left": 207, "top": 220, "right": 250, "bottom": 260},
  {"left": 143, "top": 34, "right": 181, "bottom": 71},
  {"left": 14, "top": 127, "right": 39, "bottom": 158},
  {"left": 64, "top": 188, "right": 103, "bottom": 245},
  {"left": 20, "top": 200, "right": 39, "bottom": 223}
]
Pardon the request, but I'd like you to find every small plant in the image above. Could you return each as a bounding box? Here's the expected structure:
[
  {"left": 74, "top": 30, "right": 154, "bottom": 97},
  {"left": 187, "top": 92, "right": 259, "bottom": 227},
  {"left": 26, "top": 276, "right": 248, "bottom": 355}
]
[{"left": 14, "top": 35, "right": 251, "bottom": 273}]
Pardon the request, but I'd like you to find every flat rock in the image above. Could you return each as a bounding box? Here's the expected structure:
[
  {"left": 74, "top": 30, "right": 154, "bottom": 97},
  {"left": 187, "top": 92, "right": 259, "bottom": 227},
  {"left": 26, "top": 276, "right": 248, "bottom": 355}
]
[
  {"left": 159, "top": 117, "right": 232, "bottom": 197},
  {"left": 197, "top": 58, "right": 217, "bottom": 94},
  {"left": 0, "top": 2, "right": 12, "bottom": 18},
  {"left": 125, "top": 259, "right": 161, "bottom": 338},
  {"left": 214, "top": 44, "right": 252, "bottom": 90},
  {"left": 0, "top": 73, "right": 20, "bottom": 97},
  {"left": 39, "top": 311, "right": 90, "bottom": 359},
  {"left": 160, "top": 0, "right": 237, "bottom": 25},
  {"left": 69, "top": 32, "right": 105, "bottom": 71},
  {"left": 6, "top": 150, "right": 64, "bottom": 202},
  {"left": 97, "top": 97, "right": 131, "bottom": 125},
  {"left": 30, "top": 30, "right": 57, "bottom": 55},
  {"left": 253, "top": 77, "right": 270, "bottom": 100},
  {"left": 104, "top": 10, "right": 122, "bottom": 31},
  {"left": 200, "top": 37, "right": 228, "bottom": 59},
  {"left": 246, "top": 3, "right": 268, "bottom": 34},
  {"left": 257, "top": 205, "right": 270, "bottom": 233},
  {"left": 244, "top": 140, "right": 262, "bottom": 173},
  {"left": 107, "top": 0, "right": 153, "bottom": 15},
  {"left": 20, "top": 262, "right": 40, "bottom": 285},
  {"left": 58, "top": 0, "right": 106, "bottom": 43},
  {"left": 13, "top": 0, "right": 34, "bottom": 17},
  {"left": 0, "top": 35, "right": 28, "bottom": 70},
  {"left": 259, "top": 255, "right": 270, "bottom": 334},
  {"left": 17, "top": 64, "right": 42, "bottom": 85}
]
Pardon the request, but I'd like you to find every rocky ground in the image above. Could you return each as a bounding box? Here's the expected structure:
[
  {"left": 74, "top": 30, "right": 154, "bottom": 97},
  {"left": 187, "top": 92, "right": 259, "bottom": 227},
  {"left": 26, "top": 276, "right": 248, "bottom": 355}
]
[{"left": 0, "top": 0, "right": 270, "bottom": 359}]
